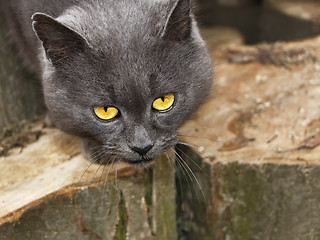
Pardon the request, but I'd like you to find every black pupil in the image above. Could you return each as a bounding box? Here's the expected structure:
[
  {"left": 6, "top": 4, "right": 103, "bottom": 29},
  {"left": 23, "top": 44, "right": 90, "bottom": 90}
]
[
  {"left": 161, "top": 96, "right": 165, "bottom": 102},
  {"left": 104, "top": 107, "right": 108, "bottom": 112}
]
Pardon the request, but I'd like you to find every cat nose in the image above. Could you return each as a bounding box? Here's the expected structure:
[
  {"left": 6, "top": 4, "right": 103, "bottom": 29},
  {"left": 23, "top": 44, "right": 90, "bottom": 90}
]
[{"left": 130, "top": 144, "right": 153, "bottom": 156}]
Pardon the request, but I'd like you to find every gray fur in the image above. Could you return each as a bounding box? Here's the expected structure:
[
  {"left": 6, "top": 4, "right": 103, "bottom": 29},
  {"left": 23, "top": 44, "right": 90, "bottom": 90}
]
[{"left": 0, "top": 0, "right": 213, "bottom": 165}]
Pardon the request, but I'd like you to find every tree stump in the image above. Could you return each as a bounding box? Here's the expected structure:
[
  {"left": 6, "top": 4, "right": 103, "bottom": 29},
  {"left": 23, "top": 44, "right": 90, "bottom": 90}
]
[
  {"left": 0, "top": 127, "right": 177, "bottom": 239},
  {"left": 177, "top": 36, "right": 320, "bottom": 239},
  {"left": 2, "top": 4, "right": 320, "bottom": 239}
]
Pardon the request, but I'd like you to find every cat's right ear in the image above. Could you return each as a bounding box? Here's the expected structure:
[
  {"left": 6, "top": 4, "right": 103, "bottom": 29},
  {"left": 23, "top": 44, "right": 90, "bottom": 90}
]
[
  {"left": 32, "top": 13, "right": 88, "bottom": 63},
  {"left": 162, "top": 0, "right": 192, "bottom": 42}
]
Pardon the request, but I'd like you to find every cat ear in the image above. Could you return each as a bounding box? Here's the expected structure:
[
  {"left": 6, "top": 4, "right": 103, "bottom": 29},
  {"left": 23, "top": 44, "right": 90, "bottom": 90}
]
[
  {"left": 162, "top": 0, "right": 192, "bottom": 42},
  {"left": 32, "top": 13, "right": 88, "bottom": 63}
]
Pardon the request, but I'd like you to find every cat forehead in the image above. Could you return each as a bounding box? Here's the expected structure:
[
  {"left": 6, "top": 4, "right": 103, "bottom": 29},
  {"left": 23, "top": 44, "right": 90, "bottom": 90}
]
[
  {"left": 57, "top": 0, "right": 171, "bottom": 49},
  {"left": 92, "top": 65, "right": 174, "bottom": 99},
  {"left": 82, "top": 56, "right": 183, "bottom": 107},
  {"left": 93, "top": 46, "right": 186, "bottom": 95}
]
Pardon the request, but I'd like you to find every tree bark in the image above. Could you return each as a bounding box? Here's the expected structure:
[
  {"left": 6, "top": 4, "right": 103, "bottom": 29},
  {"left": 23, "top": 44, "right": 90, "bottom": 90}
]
[
  {"left": 0, "top": 127, "right": 177, "bottom": 239},
  {"left": 177, "top": 35, "right": 320, "bottom": 239}
]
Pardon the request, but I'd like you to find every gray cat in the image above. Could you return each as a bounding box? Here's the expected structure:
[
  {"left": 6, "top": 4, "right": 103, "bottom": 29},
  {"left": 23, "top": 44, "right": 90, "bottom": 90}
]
[{"left": 0, "top": 0, "right": 213, "bottom": 166}]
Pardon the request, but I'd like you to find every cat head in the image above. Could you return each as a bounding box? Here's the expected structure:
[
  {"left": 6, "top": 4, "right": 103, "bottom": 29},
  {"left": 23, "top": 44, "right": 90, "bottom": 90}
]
[{"left": 32, "top": 0, "right": 213, "bottom": 166}]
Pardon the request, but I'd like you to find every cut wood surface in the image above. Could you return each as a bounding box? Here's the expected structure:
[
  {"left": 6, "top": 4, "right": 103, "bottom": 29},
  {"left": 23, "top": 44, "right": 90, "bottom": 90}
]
[
  {"left": 0, "top": 126, "right": 134, "bottom": 225},
  {"left": 2, "top": 28, "right": 320, "bottom": 239},
  {"left": 0, "top": 127, "right": 177, "bottom": 239},
  {"left": 176, "top": 36, "right": 320, "bottom": 239},
  {"left": 180, "top": 36, "right": 320, "bottom": 166}
]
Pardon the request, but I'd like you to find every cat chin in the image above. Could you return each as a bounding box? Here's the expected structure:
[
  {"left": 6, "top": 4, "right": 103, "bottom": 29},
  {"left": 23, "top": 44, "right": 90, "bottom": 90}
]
[
  {"left": 124, "top": 157, "right": 154, "bottom": 166},
  {"left": 81, "top": 138, "right": 158, "bottom": 167},
  {"left": 81, "top": 137, "right": 177, "bottom": 167}
]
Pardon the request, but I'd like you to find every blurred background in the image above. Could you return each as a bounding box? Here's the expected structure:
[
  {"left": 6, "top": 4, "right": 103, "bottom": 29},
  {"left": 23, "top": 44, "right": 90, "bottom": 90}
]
[{"left": 197, "top": 0, "right": 320, "bottom": 45}]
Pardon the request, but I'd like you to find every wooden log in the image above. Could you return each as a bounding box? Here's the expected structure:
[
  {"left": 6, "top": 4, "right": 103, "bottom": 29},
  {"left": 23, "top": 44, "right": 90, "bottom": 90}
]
[
  {"left": 177, "top": 145, "right": 320, "bottom": 240},
  {"left": 177, "top": 36, "right": 320, "bottom": 239},
  {"left": 152, "top": 152, "right": 177, "bottom": 240},
  {"left": 0, "top": 125, "right": 177, "bottom": 239}
]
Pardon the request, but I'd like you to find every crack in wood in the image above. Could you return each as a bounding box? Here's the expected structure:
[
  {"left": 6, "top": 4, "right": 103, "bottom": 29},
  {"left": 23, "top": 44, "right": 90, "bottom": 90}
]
[{"left": 114, "top": 190, "right": 128, "bottom": 240}]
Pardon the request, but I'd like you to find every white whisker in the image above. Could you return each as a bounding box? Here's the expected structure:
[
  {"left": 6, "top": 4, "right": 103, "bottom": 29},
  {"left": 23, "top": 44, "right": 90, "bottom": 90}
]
[
  {"left": 177, "top": 134, "right": 211, "bottom": 140},
  {"left": 78, "top": 158, "right": 99, "bottom": 185},
  {"left": 177, "top": 127, "right": 214, "bottom": 133},
  {"left": 88, "top": 163, "right": 103, "bottom": 187},
  {"left": 177, "top": 141, "right": 203, "bottom": 151},
  {"left": 174, "top": 149, "right": 193, "bottom": 199},
  {"left": 165, "top": 151, "right": 174, "bottom": 170},
  {"left": 168, "top": 148, "right": 184, "bottom": 201},
  {"left": 98, "top": 163, "right": 108, "bottom": 184},
  {"left": 173, "top": 148, "right": 208, "bottom": 218},
  {"left": 101, "top": 155, "right": 117, "bottom": 202},
  {"left": 176, "top": 145, "right": 207, "bottom": 176},
  {"left": 115, "top": 160, "right": 119, "bottom": 188},
  {"left": 177, "top": 141, "right": 213, "bottom": 163}
]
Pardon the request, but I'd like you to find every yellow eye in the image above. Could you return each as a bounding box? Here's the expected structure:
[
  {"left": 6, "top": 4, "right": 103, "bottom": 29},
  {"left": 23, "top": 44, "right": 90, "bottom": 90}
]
[
  {"left": 94, "top": 106, "right": 119, "bottom": 120},
  {"left": 152, "top": 94, "right": 175, "bottom": 111}
]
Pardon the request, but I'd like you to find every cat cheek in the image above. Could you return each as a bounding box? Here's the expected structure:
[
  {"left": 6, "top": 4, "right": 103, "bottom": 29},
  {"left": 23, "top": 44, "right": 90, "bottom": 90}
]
[
  {"left": 154, "top": 136, "right": 178, "bottom": 155},
  {"left": 157, "top": 111, "right": 189, "bottom": 128},
  {"left": 85, "top": 119, "right": 123, "bottom": 143}
]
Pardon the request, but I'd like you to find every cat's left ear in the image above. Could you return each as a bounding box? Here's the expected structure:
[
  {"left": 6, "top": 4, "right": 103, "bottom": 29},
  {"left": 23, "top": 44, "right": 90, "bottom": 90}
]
[
  {"left": 32, "top": 13, "right": 88, "bottom": 63},
  {"left": 162, "top": 0, "right": 192, "bottom": 42}
]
